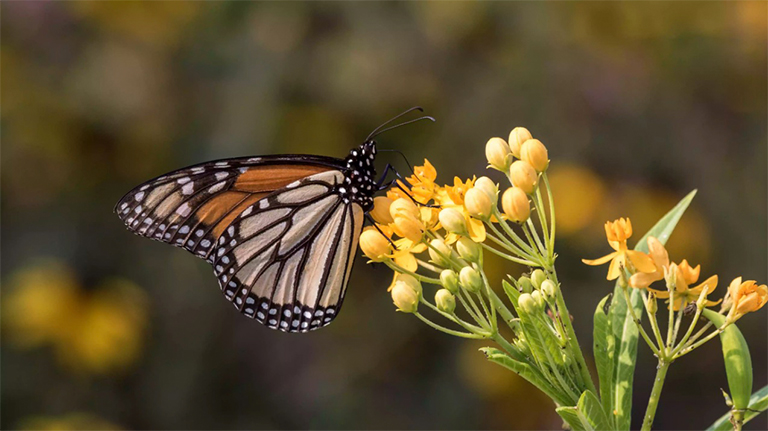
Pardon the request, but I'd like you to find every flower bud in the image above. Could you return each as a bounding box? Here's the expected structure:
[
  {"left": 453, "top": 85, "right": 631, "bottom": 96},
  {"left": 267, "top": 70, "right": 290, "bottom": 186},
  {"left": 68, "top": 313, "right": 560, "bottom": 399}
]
[
  {"left": 439, "top": 208, "right": 467, "bottom": 234},
  {"left": 359, "top": 229, "right": 392, "bottom": 261},
  {"left": 508, "top": 127, "right": 533, "bottom": 158},
  {"left": 395, "top": 273, "right": 422, "bottom": 295},
  {"left": 393, "top": 213, "right": 424, "bottom": 242},
  {"left": 464, "top": 187, "right": 492, "bottom": 220},
  {"left": 531, "top": 290, "right": 545, "bottom": 308},
  {"left": 391, "top": 279, "right": 419, "bottom": 313},
  {"left": 501, "top": 187, "right": 530, "bottom": 223},
  {"left": 485, "top": 137, "right": 512, "bottom": 171},
  {"left": 459, "top": 266, "right": 483, "bottom": 293},
  {"left": 390, "top": 198, "right": 419, "bottom": 219},
  {"left": 456, "top": 237, "right": 481, "bottom": 263},
  {"left": 474, "top": 176, "right": 498, "bottom": 203},
  {"left": 518, "top": 293, "right": 536, "bottom": 314},
  {"left": 518, "top": 276, "right": 534, "bottom": 293},
  {"left": 509, "top": 160, "right": 538, "bottom": 194},
  {"left": 531, "top": 269, "right": 547, "bottom": 289},
  {"left": 428, "top": 239, "right": 452, "bottom": 267},
  {"left": 435, "top": 289, "right": 456, "bottom": 314},
  {"left": 370, "top": 196, "right": 394, "bottom": 224},
  {"left": 540, "top": 280, "right": 557, "bottom": 299},
  {"left": 520, "top": 139, "right": 549, "bottom": 172},
  {"left": 440, "top": 269, "right": 459, "bottom": 294},
  {"left": 646, "top": 292, "right": 658, "bottom": 315}
]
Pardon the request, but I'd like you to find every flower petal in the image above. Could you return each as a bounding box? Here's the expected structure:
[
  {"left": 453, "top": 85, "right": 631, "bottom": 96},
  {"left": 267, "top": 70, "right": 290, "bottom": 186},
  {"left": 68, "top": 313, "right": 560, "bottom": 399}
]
[
  {"left": 629, "top": 271, "right": 662, "bottom": 289},
  {"left": 394, "top": 252, "right": 417, "bottom": 272},
  {"left": 627, "top": 250, "right": 656, "bottom": 273},
  {"left": 607, "top": 254, "right": 625, "bottom": 280},
  {"left": 582, "top": 251, "right": 619, "bottom": 266}
]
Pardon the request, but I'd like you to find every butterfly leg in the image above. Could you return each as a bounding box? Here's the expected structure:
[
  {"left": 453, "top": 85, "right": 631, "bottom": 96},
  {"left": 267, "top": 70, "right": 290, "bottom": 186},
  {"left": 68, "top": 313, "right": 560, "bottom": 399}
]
[{"left": 375, "top": 164, "right": 439, "bottom": 209}]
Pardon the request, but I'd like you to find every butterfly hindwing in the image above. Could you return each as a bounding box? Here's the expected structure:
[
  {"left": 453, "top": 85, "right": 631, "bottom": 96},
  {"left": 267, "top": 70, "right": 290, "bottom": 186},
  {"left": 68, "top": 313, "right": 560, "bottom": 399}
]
[{"left": 212, "top": 170, "right": 364, "bottom": 332}]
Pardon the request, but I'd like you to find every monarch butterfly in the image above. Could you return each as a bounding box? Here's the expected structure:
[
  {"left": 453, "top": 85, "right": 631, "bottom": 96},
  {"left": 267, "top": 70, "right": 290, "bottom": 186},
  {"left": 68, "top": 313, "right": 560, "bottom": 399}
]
[{"left": 115, "top": 108, "right": 433, "bottom": 333}]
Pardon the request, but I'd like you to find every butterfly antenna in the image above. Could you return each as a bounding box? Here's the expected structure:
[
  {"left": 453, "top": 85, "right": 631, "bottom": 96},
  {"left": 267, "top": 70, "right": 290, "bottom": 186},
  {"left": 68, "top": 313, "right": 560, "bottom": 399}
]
[
  {"left": 366, "top": 106, "right": 425, "bottom": 141},
  {"left": 378, "top": 149, "right": 415, "bottom": 174},
  {"left": 368, "top": 116, "right": 435, "bottom": 140}
]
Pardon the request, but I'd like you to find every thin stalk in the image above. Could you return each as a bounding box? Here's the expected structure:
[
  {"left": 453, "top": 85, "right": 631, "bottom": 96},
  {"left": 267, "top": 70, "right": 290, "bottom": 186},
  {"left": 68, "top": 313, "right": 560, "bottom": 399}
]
[
  {"left": 524, "top": 220, "right": 548, "bottom": 257},
  {"left": 640, "top": 360, "right": 670, "bottom": 431},
  {"left": 492, "top": 208, "right": 539, "bottom": 257},
  {"left": 416, "top": 258, "right": 442, "bottom": 274},
  {"left": 413, "top": 312, "right": 487, "bottom": 339},
  {"left": 478, "top": 265, "right": 497, "bottom": 326},
  {"left": 666, "top": 287, "right": 675, "bottom": 351},
  {"left": 673, "top": 325, "right": 728, "bottom": 360},
  {"left": 532, "top": 184, "right": 551, "bottom": 256},
  {"left": 548, "top": 271, "right": 598, "bottom": 395},
  {"left": 460, "top": 288, "right": 490, "bottom": 330},
  {"left": 671, "top": 304, "right": 705, "bottom": 357},
  {"left": 542, "top": 173, "right": 556, "bottom": 254},
  {"left": 480, "top": 242, "right": 538, "bottom": 266},
  {"left": 641, "top": 292, "right": 666, "bottom": 355},
  {"left": 680, "top": 320, "right": 714, "bottom": 350},
  {"left": 670, "top": 306, "right": 685, "bottom": 347},
  {"left": 487, "top": 220, "right": 539, "bottom": 262},
  {"left": 455, "top": 290, "right": 486, "bottom": 327},
  {"left": 621, "top": 285, "right": 662, "bottom": 357},
  {"left": 420, "top": 298, "right": 489, "bottom": 335},
  {"left": 384, "top": 261, "right": 442, "bottom": 284}
]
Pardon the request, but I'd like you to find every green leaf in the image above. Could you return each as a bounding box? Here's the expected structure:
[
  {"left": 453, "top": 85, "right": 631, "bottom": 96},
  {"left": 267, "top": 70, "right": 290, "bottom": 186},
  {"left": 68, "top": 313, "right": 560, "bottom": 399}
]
[
  {"left": 707, "top": 385, "right": 768, "bottom": 431},
  {"left": 502, "top": 279, "right": 521, "bottom": 307},
  {"left": 481, "top": 347, "right": 570, "bottom": 407},
  {"left": 593, "top": 294, "right": 615, "bottom": 424},
  {"left": 578, "top": 390, "right": 612, "bottom": 430},
  {"left": 702, "top": 310, "right": 753, "bottom": 410},
  {"left": 556, "top": 391, "right": 612, "bottom": 431},
  {"left": 609, "top": 190, "right": 697, "bottom": 430},
  {"left": 556, "top": 406, "right": 590, "bottom": 431}
]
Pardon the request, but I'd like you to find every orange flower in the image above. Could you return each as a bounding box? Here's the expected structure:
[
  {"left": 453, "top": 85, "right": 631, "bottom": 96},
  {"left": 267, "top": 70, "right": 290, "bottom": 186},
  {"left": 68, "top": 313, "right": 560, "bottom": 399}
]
[
  {"left": 629, "top": 236, "right": 669, "bottom": 288},
  {"left": 654, "top": 263, "right": 720, "bottom": 311},
  {"left": 726, "top": 277, "right": 768, "bottom": 321},
  {"left": 582, "top": 218, "right": 655, "bottom": 280}
]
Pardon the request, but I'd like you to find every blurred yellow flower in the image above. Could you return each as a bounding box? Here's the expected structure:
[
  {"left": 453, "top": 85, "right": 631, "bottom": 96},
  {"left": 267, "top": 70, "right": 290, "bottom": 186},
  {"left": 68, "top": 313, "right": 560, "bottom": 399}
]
[
  {"left": 582, "top": 218, "right": 655, "bottom": 280},
  {"left": 3, "top": 261, "right": 148, "bottom": 374},
  {"left": 18, "top": 412, "right": 120, "bottom": 430},
  {"left": 435, "top": 176, "right": 485, "bottom": 243}
]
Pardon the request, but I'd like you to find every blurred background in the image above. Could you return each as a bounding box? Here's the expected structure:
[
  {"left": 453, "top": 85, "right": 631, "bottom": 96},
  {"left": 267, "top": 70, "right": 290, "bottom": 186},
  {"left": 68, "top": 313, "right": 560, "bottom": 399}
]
[{"left": 1, "top": 2, "right": 766, "bottom": 430}]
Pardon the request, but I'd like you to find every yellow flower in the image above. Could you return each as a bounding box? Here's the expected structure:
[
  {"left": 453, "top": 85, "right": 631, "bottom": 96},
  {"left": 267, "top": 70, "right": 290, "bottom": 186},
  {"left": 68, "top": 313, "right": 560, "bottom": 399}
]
[
  {"left": 501, "top": 186, "right": 530, "bottom": 223},
  {"left": 727, "top": 277, "right": 768, "bottom": 321},
  {"left": 388, "top": 159, "right": 437, "bottom": 204},
  {"left": 654, "top": 263, "right": 720, "bottom": 311},
  {"left": 582, "top": 218, "right": 655, "bottom": 280},
  {"left": 509, "top": 160, "right": 538, "bottom": 194},
  {"left": 436, "top": 177, "right": 485, "bottom": 243},
  {"left": 508, "top": 127, "right": 532, "bottom": 158},
  {"left": 485, "top": 137, "right": 512, "bottom": 171},
  {"left": 370, "top": 196, "right": 394, "bottom": 224},
  {"left": 464, "top": 187, "right": 493, "bottom": 220},
  {"left": 629, "top": 236, "right": 669, "bottom": 288},
  {"left": 520, "top": 139, "right": 549, "bottom": 172}
]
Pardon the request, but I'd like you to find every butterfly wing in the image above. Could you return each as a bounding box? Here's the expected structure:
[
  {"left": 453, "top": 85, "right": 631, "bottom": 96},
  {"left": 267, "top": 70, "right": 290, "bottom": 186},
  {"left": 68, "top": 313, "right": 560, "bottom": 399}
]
[
  {"left": 115, "top": 155, "right": 344, "bottom": 262},
  {"left": 212, "top": 169, "right": 364, "bottom": 333}
]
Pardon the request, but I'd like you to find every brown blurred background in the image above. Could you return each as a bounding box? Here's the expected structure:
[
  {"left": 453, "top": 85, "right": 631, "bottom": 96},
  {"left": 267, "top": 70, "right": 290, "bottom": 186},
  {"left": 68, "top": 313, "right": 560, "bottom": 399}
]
[{"left": 1, "top": 2, "right": 766, "bottom": 430}]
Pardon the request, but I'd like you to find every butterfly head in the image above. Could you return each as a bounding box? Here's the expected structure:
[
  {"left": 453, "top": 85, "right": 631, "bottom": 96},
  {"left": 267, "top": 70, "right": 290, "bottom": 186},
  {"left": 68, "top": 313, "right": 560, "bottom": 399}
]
[{"left": 340, "top": 140, "right": 377, "bottom": 210}]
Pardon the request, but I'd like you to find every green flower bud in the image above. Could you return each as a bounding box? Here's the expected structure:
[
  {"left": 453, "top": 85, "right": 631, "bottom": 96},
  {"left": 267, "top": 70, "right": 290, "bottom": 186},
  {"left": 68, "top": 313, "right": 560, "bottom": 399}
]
[
  {"left": 439, "top": 208, "right": 467, "bottom": 235},
  {"left": 459, "top": 266, "right": 483, "bottom": 293},
  {"left": 531, "top": 269, "right": 547, "bottom": 289},
  {"left": 440, "top": 269, "right": 459, "bottom": 294},
  {"left": 518, "top": 276, "right": 534, "bottom": 293},
  {"left": 435, "top": 289, "right": 456, "bottom": 314},
  {"left": 394, "top": 273, "right": 422, "bottom": 296},
  {"left": 646, "top": 292, "right": 658, "bottom": 315},
  {"left": 518, "top": 293, "right": 536, "bottom": 314},
  {"left": 428, "top": 239, "right": 452, "bottom": 267},
  {"left": 540, "top": 280, "right": 557, "bottom": 299},
  {"left": 391, "top": 279, "right": 420, "bottom": 313},
  {"left": 531, "top": 290, "right": 545, "bottom": 308},
  {"left": 456, "top": 237, "right": 481, "bottom": 263}
]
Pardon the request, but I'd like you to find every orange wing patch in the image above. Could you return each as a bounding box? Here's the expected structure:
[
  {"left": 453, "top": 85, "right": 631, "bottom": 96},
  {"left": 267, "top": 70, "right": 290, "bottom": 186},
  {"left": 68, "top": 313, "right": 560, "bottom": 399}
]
[
  {"left": 233, "top": 165, "right": 331, "bottom": 193},
  {"left": 197, "top": 192, "right": 267, "bottom": 238}
]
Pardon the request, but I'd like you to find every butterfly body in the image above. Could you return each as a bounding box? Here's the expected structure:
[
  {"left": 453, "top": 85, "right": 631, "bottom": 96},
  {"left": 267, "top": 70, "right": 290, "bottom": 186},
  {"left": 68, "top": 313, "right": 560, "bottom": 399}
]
[{"left": 116, "top": 141, "right": 377, "bottom": 332}]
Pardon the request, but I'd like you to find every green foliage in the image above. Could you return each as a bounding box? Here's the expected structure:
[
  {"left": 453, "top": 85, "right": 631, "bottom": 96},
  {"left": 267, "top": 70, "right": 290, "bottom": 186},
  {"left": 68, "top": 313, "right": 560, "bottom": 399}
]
[
  {"left": 707, "top": 385, "right": 768, "bottom": 431},
  {"left": 702, "top": 310, "right": 753, "bottom": 417},
  {"left": 593, "top": 294, "right": 616, "bottom": 426},
  {"left": 605, "top": 190, "right": 697, "bottom": 430},
  {"left": 556, "top": 391, "right": 612, "bottom": 431},
  {"left": 481, "top": 347, "right": 570, "bottom": 407}
]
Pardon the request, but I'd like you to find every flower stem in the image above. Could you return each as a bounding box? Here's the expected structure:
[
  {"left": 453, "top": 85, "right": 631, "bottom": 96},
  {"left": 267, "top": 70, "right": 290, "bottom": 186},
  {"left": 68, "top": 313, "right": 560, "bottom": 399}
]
[
  {"left": 641, "top": 360, "right": 670, "bottom": 431},
  {"left": 413, "top": 312, "right": 487, "bottom": 339}
]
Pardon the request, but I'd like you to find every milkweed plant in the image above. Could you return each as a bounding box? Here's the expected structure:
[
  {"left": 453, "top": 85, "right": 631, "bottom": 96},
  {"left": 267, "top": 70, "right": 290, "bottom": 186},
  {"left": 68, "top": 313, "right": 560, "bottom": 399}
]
[{"left": 359, "top": 128, "right": 767, "bottom": 431}]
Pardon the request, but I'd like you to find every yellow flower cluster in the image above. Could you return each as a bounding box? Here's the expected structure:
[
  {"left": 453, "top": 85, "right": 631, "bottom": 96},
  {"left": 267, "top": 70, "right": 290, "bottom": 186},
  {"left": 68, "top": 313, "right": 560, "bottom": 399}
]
[
  {"left": 583, "top": 217, "right": 767, "bottom": 319},
  {"left": 3, "top": 261, "right": 149, "bottom": 374},
  {"left": 359, "top": 127, "right": 553, "bottom": 315}
]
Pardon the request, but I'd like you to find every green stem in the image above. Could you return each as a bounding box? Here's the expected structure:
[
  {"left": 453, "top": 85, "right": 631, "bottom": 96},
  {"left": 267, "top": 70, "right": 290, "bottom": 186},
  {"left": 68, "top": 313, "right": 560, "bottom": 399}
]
[
  {"left": 621, "top": 285, "right": 662, "bottom": 357},
  {"left": 641, "top": 360, "right": 670, "bottom": 431},
  {"left": 492, "top": 207, "right": 539, "bottom": 257},
  {"left": 642, "top": 292, "right": 666, "bottom": 354},
  {"left": 480, "top": 242, "right": 538, "bottom": 266},
  {"left": 413, "top": 312, "right": 487, "bottom": 339},
  {"left": 549, "top": 271, "right": 598, "bottom": 395},
  {"left": 671, "top": 304, "right": 705, "bottom": 357},
  {"left": 524, "top": 220, "right": 548, "bottom": 257},
  {"left": 673, "top": 325, "right": 728, "bottom": 360},
  {"left": 384, "top": 261, "right": 442, "bottom": 284},
  {"left": 542, "top": 173, "right": 556, "bottom": 255},
  {"left": 419, "top": 297, "right": 488, "bottom": 335}
]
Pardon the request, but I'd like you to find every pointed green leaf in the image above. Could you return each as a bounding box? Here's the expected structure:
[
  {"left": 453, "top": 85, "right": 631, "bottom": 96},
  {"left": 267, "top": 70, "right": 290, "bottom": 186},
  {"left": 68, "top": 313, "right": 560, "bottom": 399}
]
[
  {"left": 577, "top": 390, "right": 612, "bottom": 431},
  {"left": 502, "top": 279, "right": 521, "bottom": 307},
  {"left": 707, "top": 384, "right": 768, "bottom": 430},
  {"left": 593, "top": 294, "right": 615, "bottom": 424},
  {"left": 702, "top": 310, "right": 753, "bottom": 410},
  {"left": 556, "top": 406, "right": 590, "bottom": 431},
  {"left": 609, "top": 190, "right": 697, "bottom": 430}
]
